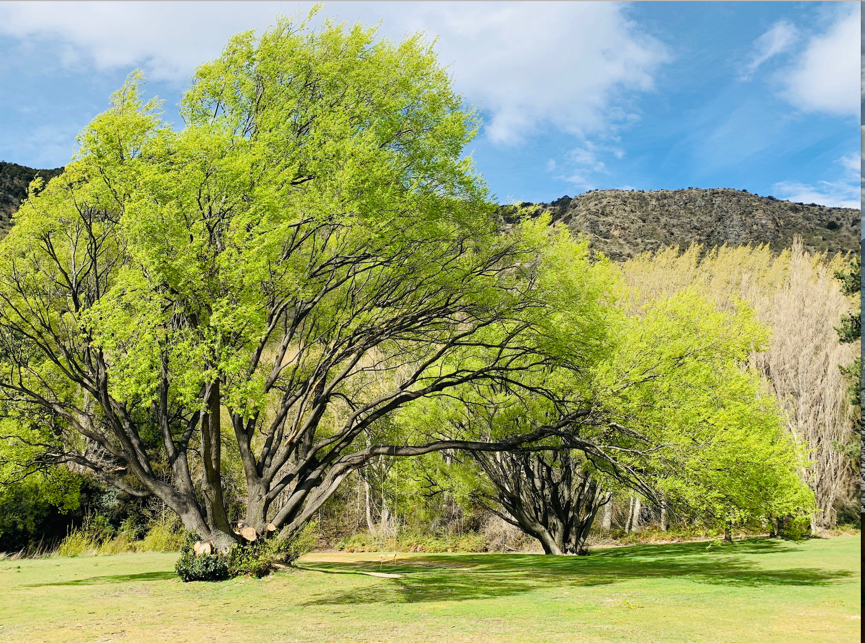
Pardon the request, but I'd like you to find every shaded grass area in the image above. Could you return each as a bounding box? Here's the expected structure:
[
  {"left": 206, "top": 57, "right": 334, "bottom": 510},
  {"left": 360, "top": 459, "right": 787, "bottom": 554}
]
[
  {"left": 296, "top": 539, "right": 855, "bottom": 606},
  {"left": 0, "top": 535, "right": 859, "bottom": 643}
]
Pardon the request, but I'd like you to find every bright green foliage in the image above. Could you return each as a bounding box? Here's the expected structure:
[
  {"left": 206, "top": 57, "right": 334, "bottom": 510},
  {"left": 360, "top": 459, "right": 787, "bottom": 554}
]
[
  {"left": 0, "top": 474, "right": 80, "bottom": 551},
  {"left": 595, "top": 288, "right": 813, "bottom": 523},
  {"left": 398, "top": 264, "right": 812, "bottom": 549},
  {"left": 0, "top": 9, "right": 817, "bottom": 558},
  {"left": 393, "top": 218, "right": 623, "bottom": 434},
  {"left": 0, "top": 421, "right": 82, "bottom": 551},
  {"left": 0, "top": 11, "right": 607, "bottom": 554}
]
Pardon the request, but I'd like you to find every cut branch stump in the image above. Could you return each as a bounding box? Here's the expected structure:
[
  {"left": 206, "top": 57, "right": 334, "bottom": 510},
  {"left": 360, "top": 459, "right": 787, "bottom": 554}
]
[{"left": 193, "top": 541, "right": 213, "bottom": 556}]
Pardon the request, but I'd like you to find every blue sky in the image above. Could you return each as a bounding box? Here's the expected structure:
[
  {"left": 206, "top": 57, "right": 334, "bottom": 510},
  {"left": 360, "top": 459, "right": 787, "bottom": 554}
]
[{"left": 0, "top": 1, "right": 860, "bottom": 208}]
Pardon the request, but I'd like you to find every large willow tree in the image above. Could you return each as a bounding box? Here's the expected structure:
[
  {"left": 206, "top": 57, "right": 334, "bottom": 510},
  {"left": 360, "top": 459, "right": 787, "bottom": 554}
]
[{"left": 0, "top": 13, "right": 613, "bottom": 552}]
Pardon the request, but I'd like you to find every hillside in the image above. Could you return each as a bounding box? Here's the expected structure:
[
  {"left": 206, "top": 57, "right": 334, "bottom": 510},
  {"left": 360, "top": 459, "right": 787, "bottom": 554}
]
[
  {"left": 505, "top": 188, "right": 860, "bottom": 260},
  {"left": 1, "top": 164, "right": 860, "bottom": 258},
  {"left": 0, "top": 161, "right": 64, "bottom": 234}
]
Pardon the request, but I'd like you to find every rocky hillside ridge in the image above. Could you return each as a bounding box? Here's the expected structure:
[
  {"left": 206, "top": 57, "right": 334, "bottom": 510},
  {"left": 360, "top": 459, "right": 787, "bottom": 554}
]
[
  {"left": 0, "top": 161, "right": 64, "bottom": 234},
  {"left": 505, "top": 188, "right": 860, "bottom": 261},
  {"left": 1, "top": 164, "right": 860, "bottom": 259}
]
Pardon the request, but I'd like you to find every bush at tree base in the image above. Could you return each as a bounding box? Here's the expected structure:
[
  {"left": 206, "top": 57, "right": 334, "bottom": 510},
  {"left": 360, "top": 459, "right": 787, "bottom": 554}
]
[
  {"left": 175, "top": 534, "right": 230, "bottom": 582},
  {"left": 175, "top": 523, "right": 316, "bottom": 581}
]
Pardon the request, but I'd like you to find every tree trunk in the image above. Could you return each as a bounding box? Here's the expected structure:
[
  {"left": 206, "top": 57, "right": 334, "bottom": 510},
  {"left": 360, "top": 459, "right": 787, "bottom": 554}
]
[
  {"left": 537, "top": 528, "right": 564, "bottom": 556},
  {"left": 768, "top": 515, "right": 778, "bottom": 538},
  {"left": 601, "top": 492, "right": 613, "bottom": 531},
  {"left": 630, "top": 496, "right": 641, "bottom": 533},
  {"left": 244, "top": 481, "right": 269, "bottom": 534},
  {"left": 474, "top": 450, "right": 607, "bottom": 555},
  {"left": 208, "top": 528, "right": 238, "bottom": 554},
  {"left": 364, "top": 478, "right": 375, "bottom": 533},
  {"left": 200, "top": 381, "right": 233, "bottom": 536},
  {"left": 724, "top": 520, "right": 733, "bottom": 542},
  {"left": 625, "top": 496, "right": 634, "bottom": 534},
  {"left": 660, "top": 499, "right": 667, "bottom": 532}
]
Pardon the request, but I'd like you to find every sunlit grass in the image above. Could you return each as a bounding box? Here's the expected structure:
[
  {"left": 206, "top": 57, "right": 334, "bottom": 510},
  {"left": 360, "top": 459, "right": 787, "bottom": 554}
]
[{"left": 1, "top": 534, "right": 859, "bottom": 642}]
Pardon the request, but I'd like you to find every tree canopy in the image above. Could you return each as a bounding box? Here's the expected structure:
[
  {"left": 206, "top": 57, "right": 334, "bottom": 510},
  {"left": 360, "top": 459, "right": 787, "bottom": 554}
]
[
  {"left": 0, "top": 11, "right": 816, "bottom": 560},
  {"left": 397, "top": 284, "right": 812, "bottom": 553},
  {"left": 0, "top": 12, "right": 619, "bottom": 553}
]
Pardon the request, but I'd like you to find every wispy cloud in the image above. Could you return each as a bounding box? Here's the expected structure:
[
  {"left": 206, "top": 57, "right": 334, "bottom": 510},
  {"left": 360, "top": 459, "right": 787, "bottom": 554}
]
[
  {"left": 772, "top": 153, "right": 861, "bottom": 209},
  {"left": 740, "top": 20, "right": 798, "bottom": 81},
  {"left": 550, "top": 140, "right": 625, "bottom": 192}
]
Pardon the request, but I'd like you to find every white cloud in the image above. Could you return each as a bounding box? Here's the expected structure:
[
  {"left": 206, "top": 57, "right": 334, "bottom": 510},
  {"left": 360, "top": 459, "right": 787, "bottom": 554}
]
[
  {"left": 388, "top": 2, "right": 671, "bottom": 146},
  {"left": 772, "top": 180, "right": 859, "bottom": 209},
  {"left": 779, "top": 4, "right": 860, "bottom": 117},
  {"left": 551, "top": 140, "right": 625, "bottom": 192},
  {"left": 740, "top": 20, "right": 798, "bottom": 81},
  {"left": 772, "top": 154, "right": 861, "bottom": 209},
  {"left": 568, "top": 144, "right": 608, "bottom": 173},
  {"left": 839, "top": 152, "right": 859, "bottom": 175},
  {"left": 0, "top": 1, "right": 315, "bottom": 82},
  {"left": 0, "top": 1, "right": 671, "bottom": 146}
]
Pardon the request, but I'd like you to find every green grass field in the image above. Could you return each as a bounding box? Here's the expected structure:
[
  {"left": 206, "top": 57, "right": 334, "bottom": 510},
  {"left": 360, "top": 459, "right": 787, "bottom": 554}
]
[{"left": 0, "top": 534, "right": 859, "bottom": 643}]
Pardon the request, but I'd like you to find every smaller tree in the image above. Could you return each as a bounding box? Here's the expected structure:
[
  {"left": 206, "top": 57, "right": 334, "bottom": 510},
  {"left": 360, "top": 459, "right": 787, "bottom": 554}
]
[
  {"left": 403, "top": 273, "right": 813, "bottom": 554},
  {"left": 594, "top": 288, "right": 813, "bottom": 534},
  {"left": 473, "top": 449, "right": 607, "bottom": 555}
]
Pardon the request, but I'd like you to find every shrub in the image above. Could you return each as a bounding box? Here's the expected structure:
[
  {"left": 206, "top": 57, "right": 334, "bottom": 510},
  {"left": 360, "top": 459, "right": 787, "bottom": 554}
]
[
  {"left": 138, "top": 512, "right": 185, "bottom": 552},
  {"left": 176, "top": 522, "right": 315, "bottom": 581},
  {"left": 175, "top": 534, "right": 229, "bottom": 582},
  {"left": 56, "top": 513, "right": 114, "bottom": 557},
  {"left": 96, "top": 516, "right": 146, "bottom": 555},
  {"left": 279, "top": 521, "right": 317, "bottom": 564},
  {"left": 229, "top": 521, "right": 317, "bottom": 576},
  {"left": 97, "top": 533, "right": 136, "bottom": 555},
  {"left": 56, "top": 529, "right": 98, "bottom": 557},
  {"left": 227, "top": 541, "right": 275, "bottom": 578}
]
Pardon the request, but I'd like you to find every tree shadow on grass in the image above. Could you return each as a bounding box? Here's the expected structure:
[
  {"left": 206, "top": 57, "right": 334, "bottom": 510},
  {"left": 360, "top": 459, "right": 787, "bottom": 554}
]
[
  {"left": 298, "top": 538, "right": 855, "bottom": 607},
  {"left": 591, "top": 538, "right": 801, "bottom": 559},
  {"left": 29, "top": 570, "right": 176, "bottom": 586}
]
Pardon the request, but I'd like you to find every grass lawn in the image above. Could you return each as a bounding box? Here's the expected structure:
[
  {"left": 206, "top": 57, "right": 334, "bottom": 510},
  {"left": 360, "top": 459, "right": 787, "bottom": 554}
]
[{"left": 0, "top": 534, "right": 859, "bottom": 643}]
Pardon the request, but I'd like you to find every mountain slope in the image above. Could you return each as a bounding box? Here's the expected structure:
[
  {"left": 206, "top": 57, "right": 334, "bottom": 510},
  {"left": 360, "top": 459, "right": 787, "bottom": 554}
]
[
  {"left": 507, "top": 188, "right": 860, "bottom": 260},
  {"left": 1, "top": 165, "right": 860, "bottom": 258}
]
